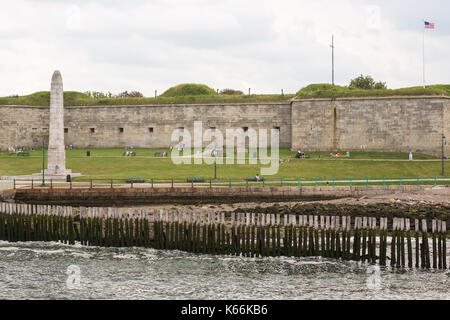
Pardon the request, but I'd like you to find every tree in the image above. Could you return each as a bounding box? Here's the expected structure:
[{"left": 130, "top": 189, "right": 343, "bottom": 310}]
[
  {"left": 349, "top": 75, "right": 375, "bottom": 89},
  {"left": 349, "top": 75, "right": 387, "bottom": 90},
  {"left": 374, "top": 81, "right": 387, "bottom": 90}
]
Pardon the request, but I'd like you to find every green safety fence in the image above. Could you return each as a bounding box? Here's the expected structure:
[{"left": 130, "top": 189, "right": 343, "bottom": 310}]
[{"left": 11, "top": 176, "right": 450, "bottom": 189}]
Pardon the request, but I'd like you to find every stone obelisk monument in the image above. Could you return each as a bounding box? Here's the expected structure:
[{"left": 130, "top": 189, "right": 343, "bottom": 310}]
[{"left": 45, "top": 70, "right": 71, "bottom": 176}]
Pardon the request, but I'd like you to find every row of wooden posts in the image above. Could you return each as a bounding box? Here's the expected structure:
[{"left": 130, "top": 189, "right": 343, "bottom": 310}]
[{"left": 0, "top": 202, "right": 447, "bottom": 269}]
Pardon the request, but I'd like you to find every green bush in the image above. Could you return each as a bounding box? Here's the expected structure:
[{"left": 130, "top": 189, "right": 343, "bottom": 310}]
[
  {"left": 349, "top": 75, "right": 387, "bottom": 90},
  {"left": 373, "top": 81, "right": 387, "bottom": 90},
  {"left": 161, "top": 84, "right": 216, "bottom": 97},
  {"left": 84, "top": 91, "right": 113, "bottom": 99},
  {"left": 115, "top": 91, "right": 143, "bottom": 98},
  {"left": 219, "top": 88, "right": 244, "bottom": 95},
  {"left": 350, "top": 75, "right": 375, "bottom": 89}
]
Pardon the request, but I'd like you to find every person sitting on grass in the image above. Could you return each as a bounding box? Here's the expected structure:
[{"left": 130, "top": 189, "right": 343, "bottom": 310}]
[{"left": 330, "top": 153, "right": 343, "bottom": 158}]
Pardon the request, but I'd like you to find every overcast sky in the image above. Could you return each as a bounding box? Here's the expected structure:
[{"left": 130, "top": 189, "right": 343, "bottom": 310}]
[{"left": 0, "top": 0, "right": 449, "bottom": 96}]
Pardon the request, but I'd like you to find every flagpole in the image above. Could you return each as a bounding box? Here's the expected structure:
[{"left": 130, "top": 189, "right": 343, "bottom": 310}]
[
  {"left": 423, "top": 20, "right": 426, "bottom": 88},
  {"left": 331, "top": 34, "right": 335, "bottom": 87},
  {"left": 422, "top": 19, "right": 425, "bottom": 88}
]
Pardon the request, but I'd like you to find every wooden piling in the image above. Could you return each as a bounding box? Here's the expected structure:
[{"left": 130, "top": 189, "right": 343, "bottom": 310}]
[
  {"left": 293, "top": 216, "right": 298, "bottom": 257},
  {"left": 262, "top": 214, "right": 268, "bottom": 257},
  {"left": 320, "top": 216, "right": 325, "bottom": 257},
  {"left": 396, "top": 217, "right": 401, "bottom": 268},
  {"left": 266, "top": 215, "right": 271, "bottom": 257},
  {"left": 353, "top": 217, "right": 360, "bottom": 261},
  {"left": 277, "top": 214, "right": 281, "bottom": 257},
  {"left": 414, "top": 219, "right": 419, "bottom": 268},
  {"left": 422, "top": 219, "right": 430, "bottom": 269},
  {"left": 335, "top": 216, "right": 341, "bottom": 259},
  {"left": 362, "top": 217, "right": 367, "bottom": 262},
  {"left": 346, "top": 216, "right": 351, "bottom": 259},
  {"left": 432, "top": 219, "right": 437, "bottom": 269},
  {"left": 221, "top": 213, "right": 226, "bottom": 255},
  {"left": 341, "top": 215, "right": 347, "bottom": 260},
  {"left": 252, "top": 213, "right": 257, "bottom": 257},
  {"left": 308, "top": 215, "right": 314, "bottom": 256},
  {"left": 370, "top": 217, "right": 376, "bottom": 264},
  {"left": 383, "top": 217, "right": 388, "bottom": 266},
  {"left": 391, "top": 218, "right": 397, "bottom": 267},
  {"left": 401, "top": 218, "right": 406, "bottom": 268},
  {"left": 442, "top": 220, "right": 446, "bottom": 270},
  {"left": 406, "top": 218, "right": 412, "bottom": 268},
  {"left": 284, "top": 215, "right": 289, "bottom": 257},
  {"left": 323, "top": 216, "right": 328, "bottom": 257},
  {"left": 1, "top": 202, "right": 446, "bottom": 271}
]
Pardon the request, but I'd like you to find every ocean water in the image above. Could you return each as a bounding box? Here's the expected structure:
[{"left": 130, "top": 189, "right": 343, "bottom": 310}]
[{"left": 0, "top": 241, "right": 448, "bottom": 300}]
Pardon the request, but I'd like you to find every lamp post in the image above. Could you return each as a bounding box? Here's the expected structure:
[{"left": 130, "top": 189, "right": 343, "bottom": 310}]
[
  {"left": 42, "top": 140, "right": 45, "bottom": 185},
  {"left": 213, "top": 141, "right": 218, "bottom": 180},
  {"left": 442, "top": 134, "right": 446, "bottom": 177},
  {"left": 214, "top": 155, "right": 217, "bottom": 180},
  {"left": 330, "top": 34, "right": 335, "bottom": 87}
]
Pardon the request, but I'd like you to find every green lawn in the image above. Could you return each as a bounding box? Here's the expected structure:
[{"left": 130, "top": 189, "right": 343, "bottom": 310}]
[{"left": 0, "top": 148, "right": 448, "bottom": 180}]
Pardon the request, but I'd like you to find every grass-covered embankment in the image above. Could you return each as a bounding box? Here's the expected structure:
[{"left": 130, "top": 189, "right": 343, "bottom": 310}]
[
  {"left": 0, "top": 92, "right": 295, "bottom": 106},
  {"left": 0, "top": 84, "right": 295, "bottom": 106},
  {"left": 296, "top": 84, "right": 450, "bottom": 99},
  {"left": 2, "top": 83, "right": 449, "bottom": 106}
]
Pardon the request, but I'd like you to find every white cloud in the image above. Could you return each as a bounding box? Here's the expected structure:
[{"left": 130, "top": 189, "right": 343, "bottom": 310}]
[{"left": 0, "top": 0, "right": 449, "bottom": 97}]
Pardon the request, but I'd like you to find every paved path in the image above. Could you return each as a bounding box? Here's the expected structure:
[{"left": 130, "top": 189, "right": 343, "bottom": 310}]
[{"left": 2, "top": 154, "right": 449, "bottom": 162}]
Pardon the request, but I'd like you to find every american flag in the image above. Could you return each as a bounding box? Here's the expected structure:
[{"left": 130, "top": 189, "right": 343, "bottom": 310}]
[{"left": 424, "top": 21, "right": 435, "bottom": 29}]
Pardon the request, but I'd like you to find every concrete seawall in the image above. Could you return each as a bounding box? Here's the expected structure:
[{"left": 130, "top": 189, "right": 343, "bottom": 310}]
[
  {"left": 8, "top": 185, "right": 449, "bottom": 205},
  {"left": 0, "top": 181, "right": 14, "bottom": 201}
]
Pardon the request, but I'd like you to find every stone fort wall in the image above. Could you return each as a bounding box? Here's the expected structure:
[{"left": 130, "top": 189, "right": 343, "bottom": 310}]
[
  {"left": 291, "top": 96, "right": 450, "bottom": 157},
  {"left": 0, "top": 97, "right": 448, "bottom": 157},
  {"left": 0, "top": 103, "right": 292, "bottom": 149}
]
